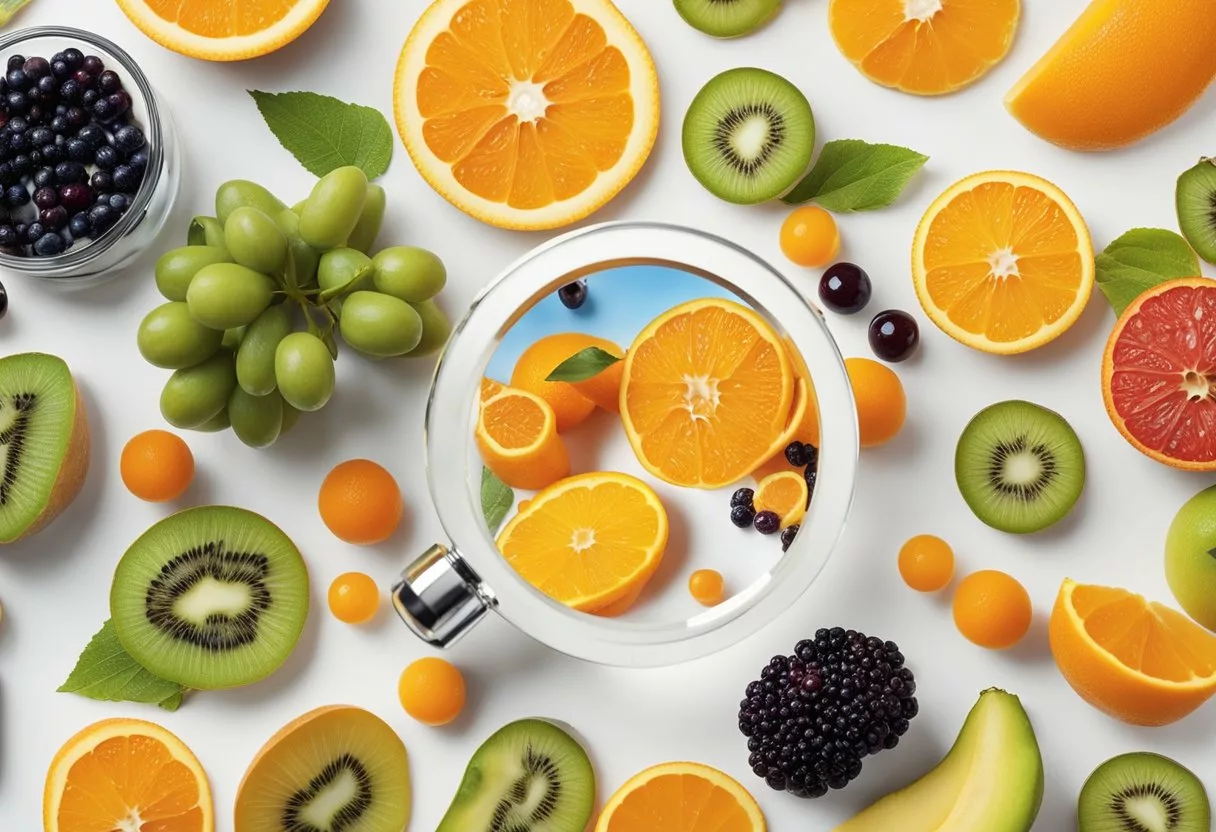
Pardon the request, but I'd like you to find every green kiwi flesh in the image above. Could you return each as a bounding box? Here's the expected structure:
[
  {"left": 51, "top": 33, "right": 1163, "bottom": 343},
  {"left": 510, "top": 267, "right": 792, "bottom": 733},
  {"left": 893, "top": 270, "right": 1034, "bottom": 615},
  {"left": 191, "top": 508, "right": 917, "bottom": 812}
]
[
  {"left": 682, "top": 67, "right": 815, "bottom": 205},
  {"left": 110, "top": 505, "right": 309, "bottom": 690},
  {"left": 955, "top": 400, "right": 1085, "bottom": 534},
  {"left": 0, "top": 353, "right": 89, "bottom": 544},
  {"left": 1177, "top": 158, "right": 1216, "bottom": 265},
  {"left": 1078, "top": 752, "right": 1210, "bottom": 832},
  {"left": 437, "top": 719, "right": 594, "bottom": 832},
  {"left": 674, "top": 0, "right": 782, "bottom": 38}
]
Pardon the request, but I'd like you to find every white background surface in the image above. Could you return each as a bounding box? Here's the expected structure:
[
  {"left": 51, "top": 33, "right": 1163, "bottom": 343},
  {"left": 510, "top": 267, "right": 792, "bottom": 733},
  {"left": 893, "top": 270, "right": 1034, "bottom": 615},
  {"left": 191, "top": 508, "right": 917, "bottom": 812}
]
[{"left": 2, "top": 1, "right": 1216, "bottom": 829}]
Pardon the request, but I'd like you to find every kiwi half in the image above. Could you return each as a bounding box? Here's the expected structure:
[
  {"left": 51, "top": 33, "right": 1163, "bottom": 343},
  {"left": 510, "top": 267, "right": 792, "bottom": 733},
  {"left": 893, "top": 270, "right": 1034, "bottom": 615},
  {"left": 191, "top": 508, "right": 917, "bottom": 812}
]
[
  {"left": 1078, "top": 751, "right": 1210, "bottom": 832},
  {"left": 236, "top": 705, "right": 410, "bottom": 832},
  {"left": 955, "top": 400, "right": 1085, "bottom": 534},
  {"left": 0, "top": 353, "right": 89, "bottom": 544},
  {"left": 110, "top": 506, "right": 309, "bottom": 690},
  {"left": 682, "top": 67, "right": 815, "bottom": 205},
  {"left": 1177, "top": 158, "right": 1216, "bottom": 265},
  {"left": 674, "top": 0, "right": 782, "bottom": 38},
  {"left": 437, "top": 719, "right": 594, "bottom": 832}
]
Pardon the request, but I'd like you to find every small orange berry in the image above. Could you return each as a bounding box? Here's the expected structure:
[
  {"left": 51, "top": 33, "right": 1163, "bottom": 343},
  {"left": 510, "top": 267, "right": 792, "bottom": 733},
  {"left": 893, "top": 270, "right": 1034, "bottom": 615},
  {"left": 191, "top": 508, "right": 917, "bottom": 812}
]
[
  {"left": 120, "top": 430, "right": 194, "bottom": 502},
  {"left": 398, "top": 657, "right": 466, "bottom": 726},
  {"left": 845, "top": 357, "right": 906, "bottom": 447},
  {"left": 953, "top": 570, "right": 1033, "bottom": 650},
  {"left": 318, "top": 459, "right": 404, "bottom": 545},
  {"left": 899, "top": 535, "right": 955, "bottom": 592},
  {"left": 328, "top": 572, "right": 380, "bottom": 624},
  {"left": 780, "top": 206, "right": 841, "bottom": 268},
  {"left": 689, "top": 569, "right": 725, "bottom": 606}
]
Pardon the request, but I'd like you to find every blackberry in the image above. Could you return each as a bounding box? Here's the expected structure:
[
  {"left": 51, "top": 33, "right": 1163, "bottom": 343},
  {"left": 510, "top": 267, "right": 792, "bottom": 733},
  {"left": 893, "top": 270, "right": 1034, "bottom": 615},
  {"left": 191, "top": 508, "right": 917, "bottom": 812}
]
[
  {"left": 784, "top": 441, "right": 810, "bottom": 467},
  {"left": 557, "top": 279, "right": 587, "bottom": 310},
  {"left": 737, "top": 629, "right": 918, "bottom": 799},
  {"left": 730, "top": 504, "right": 755, "bottom": 529},
  {"left": 730, "top": 487, "right": 755, "bottom": 509},
  {"left": 753, "top": 511, "right": 780, "bottom": 535},
  {"left": 780, "top": 524, "right": 799, "bottom": 552}
]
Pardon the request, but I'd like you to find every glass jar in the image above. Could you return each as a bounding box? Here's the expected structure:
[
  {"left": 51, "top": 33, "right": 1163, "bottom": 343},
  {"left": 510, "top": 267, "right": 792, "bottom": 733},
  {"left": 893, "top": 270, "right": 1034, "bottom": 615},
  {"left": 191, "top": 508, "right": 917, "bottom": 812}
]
[
  {"left": 0, "top": 26, "right": 179, "bottom": 287},
  {"left": 393, "top": 222, "right": 859, "bottom": 667}
]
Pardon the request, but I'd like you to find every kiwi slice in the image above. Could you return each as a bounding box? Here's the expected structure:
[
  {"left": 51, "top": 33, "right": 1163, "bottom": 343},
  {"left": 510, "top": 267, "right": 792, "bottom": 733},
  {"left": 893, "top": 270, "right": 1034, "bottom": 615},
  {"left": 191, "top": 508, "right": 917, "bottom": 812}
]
[
  {"left": 0, "top": 353, "right": 89, "bottom": 544},
  {"left": 955, "top": 400, "right": 1085, "bottom": 534},
  {"left": 236, "top": 705, "right": 410, "bottom": 832},
  {"left": 437, "top": 719, "right": 594, "bottom": 832},
  {"left": 1177, "top": 158, "right": 1216, "bottom": 265},
  {"left": 110, "top": 506, "right": 309, "bottom": 690},
  {"left": 674, "top": 0, "right": 782, "bottom": 38},
  {"left": 1079, "top": 752, "right": 1210, "bottom": 832},
  {"left": 682, "top": 67, "right": 815, "bottom": 205}
]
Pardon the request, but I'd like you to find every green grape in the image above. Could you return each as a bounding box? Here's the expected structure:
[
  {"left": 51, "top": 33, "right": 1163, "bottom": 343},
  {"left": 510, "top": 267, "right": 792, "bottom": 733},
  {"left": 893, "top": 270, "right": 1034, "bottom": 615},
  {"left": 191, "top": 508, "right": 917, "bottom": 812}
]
[
  {"left": 215, "top": 180, "right": 287, "bottom": 225},
  {"left": 138, "top": 301, "right": 224, "bottom": 369},
  {"left": 347, "top": 184, "right": 386, "bottom": 253},
  {"left": 237, "top": 305, "right": 293, "bottom": 396},
  {"left": 299, "top": 166, "right": 368, "bottom": 251},
  {"left": 160, "top": 350, "right": 238, "bottom": 429},
  {"left": 318, "top": 248, "right": 373, "bottom": 295},
  {"left": 406, "top": 299, "right": 453, "bottom": 357},
  {"left": 186, "top": 263, "right": 276, "bottom": 330},
  {"left": 372, "top": 246, "right": 447, "bottom": 303},
  {"left": 275, "top": 332, "right": 336, "bottom": 412},
  {"left": 274, "top": 209, "right": 320, "bottom": 290},
  {"left": 339, "top": 291, "right": 423, "bottom": 357},
  {"left": 280, "top": 399, "right": 302, "bottom": 435},
  {"left": 228, "top": 387, "right": 284, "bottom": 449},
  {"left": 156, "top": 245, "right": 232, "bottom": 302},
  {"left": 222, "top": 326, "right": 246, "bottom": 350},
  {"left": 291, "top": 199, "right": 306, "bottom": 216},
  {"left": 186, "top": 216, "right": 229, "bottom": 256},
  {"left": 224, "top": 207, "right": 288, "bottom": 276},
  {"left": 195, "top": 408, "right": 231, "bottom": 432}
]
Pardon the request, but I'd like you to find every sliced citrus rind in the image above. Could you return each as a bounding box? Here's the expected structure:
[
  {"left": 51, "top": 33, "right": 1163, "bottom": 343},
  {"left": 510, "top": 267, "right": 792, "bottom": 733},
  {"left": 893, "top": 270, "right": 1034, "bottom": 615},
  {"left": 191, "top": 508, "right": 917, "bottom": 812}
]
[
  {"left": 596, "top": 761, "right": 766, "bottom": 832},
  {"left": 114, "top": 0, "right": 329, "bottom": 61},
  {"left": 476, "top": 386, "right": 570, "bottom": 490}
]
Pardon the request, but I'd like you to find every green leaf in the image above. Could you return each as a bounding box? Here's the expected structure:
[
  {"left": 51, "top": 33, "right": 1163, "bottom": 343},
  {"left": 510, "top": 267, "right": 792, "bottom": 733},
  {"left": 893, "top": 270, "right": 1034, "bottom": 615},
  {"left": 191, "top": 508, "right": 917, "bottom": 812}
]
[
  {"left": 546, "top": 347, "right": 622, "bottom": 382},
  {"left": 1096, "top": 228, "right": 1202, "bottom": 317},
  {"left": 58, "top": 621, "right": 187, "bottom": 709},
  {"left": 248, "top": 91, "right": 393, "bottom": 180},
  {"left": 481, "top": 467, "right": 513, "bottom": 534},
  {"left": 783, "top": 139, "right": 928, "bottom": 211},
  {"left": 0, "top": 0, "right": 35, "bottom": 27}
]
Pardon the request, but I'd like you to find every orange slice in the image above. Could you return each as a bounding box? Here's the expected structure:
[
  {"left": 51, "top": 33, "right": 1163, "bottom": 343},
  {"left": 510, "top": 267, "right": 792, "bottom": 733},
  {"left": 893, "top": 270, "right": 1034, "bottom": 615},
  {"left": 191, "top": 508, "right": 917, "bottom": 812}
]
[
  {"left": 621, "top": 298, "right": 794, "bottom": 489},
  {"left": 828, "top": 0, "right": 1020, "bottom": 96},
  {"left": 751, "top": 376, "right": 814, "bottom": 481},
  {"left": 394, "top": 0, "right": 661, "bottom": 230},
  {"left": 496, "top": 471, "right": 668, "bottom": 611},
  {"left": 1049, "top": 578, "right": 1216, "bottom": 726},
  {"left": 912, "top": 170, "right": 1094, "bottom": 355},
  {"left": 754, "top": 470, "right": 809, "bottom": 529},
  {"left": 44, "top": 718, "right": 214, "bottom": 832},
  {"left": 476, "top": 385, "right": 570, "bottom": 490},
  {"left": 114, "top": 0, "right": 329, "bottom": 61},
  {"left": 596, "top": 761, "right": 766, "bottom": 832}
]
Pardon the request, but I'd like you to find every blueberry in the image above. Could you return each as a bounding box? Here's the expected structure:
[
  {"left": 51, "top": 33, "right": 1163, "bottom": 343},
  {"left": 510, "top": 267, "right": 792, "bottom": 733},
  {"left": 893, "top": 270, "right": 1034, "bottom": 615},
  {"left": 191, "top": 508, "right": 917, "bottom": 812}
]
[
  {"left": 68, "top": 212, "right": 89, "bottom": 238},
  {"left": 9, "top": 154, "right": 30, "bottom": 174},
  {"left": 88, "top": 203, "right": 116, "bottom": 233},
  {"left": 25, "top": 220, "right": 45, "bottom": 241},
  {"left": 802, "top": 444, "right": 818, "bottom": 470},
  {"left": 61, "top": 49, "right": 84, "bottom": 70},
  {"left": 97, "top": 70, "right": 122, "bottom": 94},
  {"left": 780, "top": 524, "right": 800, "bottom": 553},
  {"left": 38, "top": 143, "right": 60, "bottom": 163},
  {"left": 558, "top": 279, "right": 587, "bottom": 310},
  {"left": 80, "top": 89, "right": 99, "bottom": 108},
  {"left": 22, "top": 57, "right": 50, "bottom": 81},
  {"left": 5, "top": 91, "right": 27, "bottom": 114},
  {"left": 5, "top": 55, "right": 24, "bottom": 72},
  {"left": 33, "top": 186, "right": 57, "bottom": 208},
  {"left": 82, "top": 56, "right": 104, "bottom": 75},
  {"left": 0, "top": 282, "right": 8, "bottom": 317},
  {"left": 754, "top": 511, "right": 781, "bottom": 535},
  {"left": 113, "top": 125, "right": 145, "bottom": 154},
  {"left": 25, "top": 87, "right": 41, "bottom": 105},
  {"left": 54, "top": 161, "right": 85, "bottom": 184},
  {"left": 51, "top": 60, "right": 69, "bottom": 80},
  {"left": 64, "top": 138, "right": 88, "bottom": 162},
  {"left": 5, "top": 115, "right": 27, "bottom": 134},
  {"left": 39, "top": 205, "right": 67, "bottom": 230},
  {"left": 0, "top": 224, "right": 17, "bottom": 248},
  {"left": 25, "top": 104, "right": 43, "bottom": 124},
  {"left": 32, "top": 167, "right": 53, "bottom": 188},
  {"left": 49, "top": 114, "right": 69, "bottom": 135},
  {"left": 29, "top": 126, "right": 52, "bottom": 147},
  {"left": 107, "top": 90, "right": 132, "bottom": 117},
  {"left": 4, "top": 69, "right": 26, "bottom": 91},
  {"left": 33, "top": 229, "right": 65, "bottom": 256},
  {"left": 128, "top": 148, "right": 149, "bottom": 175},
  {"left": 76, "top": 124, "right": 105, "bottom": 148},
  {"left": 13, "top": 222, "right": 27, "bottom": 241},
  {"left": 64, "top": 107, "right": 87, "bottom": 128},
  {"left": 27, "top": 150, "right": 40, "bottom": 166},
  {"left": 7, "top": 132, "right": 28, "bottom": 152},
  {"left": 89, "top": 170, "right": 112, "bottom": 192},
  {"left": 0, "top": 163, "right": 12, "bottom": 185},
  {"left": 58, "top": 183, "right": 92, "bottom": 213},
  {"left": 730, "top": 503, "right": 756, "bottom": 529},
  {"left": 57, "top": 77, "right": 81, "bottom": 104},
  {"left": 36, "top": 74, "right": 57, "bottom": 99},
  {"left": 784, "top": 441, "right": 809, "bottom": 467},
  {"left": 91, "top": 98, "right": 114, "bottom": 122},
  {"left": 731, "top": 487, "right": 756, "bottom": 509},
  {"left": 108, "top": 193, "right": 128, "bottom": 211},
  {"left": 112, "top": 164, "right": 140, "bottom": 192}
]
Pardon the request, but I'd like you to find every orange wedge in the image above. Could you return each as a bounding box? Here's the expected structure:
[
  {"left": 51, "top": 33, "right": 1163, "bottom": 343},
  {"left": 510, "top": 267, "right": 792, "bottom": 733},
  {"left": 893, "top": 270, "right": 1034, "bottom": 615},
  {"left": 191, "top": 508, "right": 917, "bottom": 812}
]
[
  {"left": 497, "top": 472, "right": 668, "bottom": 611},
  {"left": 828, "top": 0, "right": 1020, "bottom": 96},
  {"left": 44, "top": 718, "right": 214, "bottom": 832},
  {"left": 596, "top": 761, "right": 766, "bottom": 832},
  {"left": 912, "top": 171, "right": 1094, "bottom": 355},
  {"left": 754, "top": 471, "right": 809, "bottom": 529},
  {"left": 394, "top": 0, "right": 661, "bottom": 230},
  {"left": 1049, "top": 579, "right": 1216, "bottom": 726},
  {"left": 621, "top": 298, "right": 794, "bottom": 489},
  {"left": 114, "top": 0, "right": 329, "bottom": 61},
  {"left": 476, "top": 385, "right": 570, "bottom": 490},
  {"left": 751, "top": 376, "right": 814, "bottom": 481}
]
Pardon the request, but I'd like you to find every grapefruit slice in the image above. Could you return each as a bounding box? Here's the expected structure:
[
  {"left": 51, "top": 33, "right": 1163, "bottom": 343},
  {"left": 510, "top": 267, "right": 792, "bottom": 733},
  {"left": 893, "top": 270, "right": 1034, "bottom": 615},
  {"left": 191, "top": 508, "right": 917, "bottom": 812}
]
[{"left": 1102, "top": 277, "right": 1216, "bottom": 470}]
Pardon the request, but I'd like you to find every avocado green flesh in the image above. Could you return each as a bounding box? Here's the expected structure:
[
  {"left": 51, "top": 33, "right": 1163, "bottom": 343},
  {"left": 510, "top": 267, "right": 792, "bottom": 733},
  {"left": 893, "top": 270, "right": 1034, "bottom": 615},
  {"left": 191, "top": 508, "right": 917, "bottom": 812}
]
[{"left": 833, "top": 689, "right": 1043, "bottom": 832}]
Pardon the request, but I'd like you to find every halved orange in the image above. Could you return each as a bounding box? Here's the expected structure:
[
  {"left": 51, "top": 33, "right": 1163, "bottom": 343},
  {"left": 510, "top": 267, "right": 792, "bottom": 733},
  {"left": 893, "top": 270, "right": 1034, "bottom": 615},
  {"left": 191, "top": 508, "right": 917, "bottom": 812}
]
[
  {"left": 476, "top": 385, "right": 570, "bottom": 490},
  {"left": 754, "top": 470, "right": 809, "bottom": 529},
  {"left": 912, "top": 171, "right": 1094, "bottom": 355},
  {"left": 44, "top": 718, "right": 214, "bottom": 832},
  {"left": 596, "top": 761, "right": 766, "bottom": 832},
  {"left": 1049, "top": 578, "right": 1216, "bottom": 726},
  {"left": 394, "top": 0, "right": 661, "bottom": 230},
  {"left": 496, "top": 471, "right": 668, "bottom": 611},
  {"left": 621, "top": 298, "right": 794, "bottom": 489},
  {"left": 114, "top": 0, "right": 329, "bottom": 61},
  {"left": 829, "top": 0, "right": 1020, "bottom": 96}
]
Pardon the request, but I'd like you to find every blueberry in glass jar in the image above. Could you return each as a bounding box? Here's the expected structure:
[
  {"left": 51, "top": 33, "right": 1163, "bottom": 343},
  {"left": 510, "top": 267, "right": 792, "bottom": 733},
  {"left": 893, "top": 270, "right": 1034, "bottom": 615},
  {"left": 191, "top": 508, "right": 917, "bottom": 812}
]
[
  {"left": 67, "top": 212, "right": 89, "bottom": 238},
  {"left": 40, "top": 205, "right": 67, "bottom": 230},
  {"left": 112, "top": 125, "right": 144, "bottom": 154},
  {"left": 112, "top": 164, "right": 140, "bottom": 193}
]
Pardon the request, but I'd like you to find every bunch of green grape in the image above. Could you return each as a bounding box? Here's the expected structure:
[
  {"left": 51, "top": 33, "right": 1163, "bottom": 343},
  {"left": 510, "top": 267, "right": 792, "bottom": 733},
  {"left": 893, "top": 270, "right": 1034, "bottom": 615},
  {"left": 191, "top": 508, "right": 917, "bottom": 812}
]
[{"left": 137, "top": 165, "right": 452, "bottom": 448}]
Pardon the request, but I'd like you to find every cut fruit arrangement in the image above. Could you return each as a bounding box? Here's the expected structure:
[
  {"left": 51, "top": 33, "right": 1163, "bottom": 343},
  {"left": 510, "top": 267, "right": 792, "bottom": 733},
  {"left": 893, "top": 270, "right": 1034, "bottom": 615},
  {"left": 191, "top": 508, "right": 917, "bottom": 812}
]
[{"left": 115, "top": 0, "right": 331, "bottom": 61}]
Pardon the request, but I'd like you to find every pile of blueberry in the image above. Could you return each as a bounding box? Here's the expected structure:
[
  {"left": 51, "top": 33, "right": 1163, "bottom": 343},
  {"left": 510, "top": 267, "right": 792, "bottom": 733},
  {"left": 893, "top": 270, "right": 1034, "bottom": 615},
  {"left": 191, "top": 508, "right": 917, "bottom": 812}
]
[
  {"left": 0, "top": 48, "right": 148, "bottom": 257},
  {"left": 730, "top": 440, "right": 818, "bottom": 551}
]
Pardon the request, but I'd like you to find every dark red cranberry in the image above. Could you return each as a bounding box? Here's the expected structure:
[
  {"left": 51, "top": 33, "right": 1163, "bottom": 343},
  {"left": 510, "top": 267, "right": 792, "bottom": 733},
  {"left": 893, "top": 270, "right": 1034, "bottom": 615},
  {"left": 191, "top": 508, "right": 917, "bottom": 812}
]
[
  {"left": 71, "top": 69, "right": 95, "bottom": 90},
  {"left": 107, "top": 90, "right": 132, "bottom": 118},
  {"left": 40, "top": 205, "right": 67, "bottom": 230},
  {"left": 97, "top": 70, "right": 122, "bottom": 95},
  {"left": 754, "top": 511, "right": 781, "bottom": 535},
  {"left": 33, "top": 186, "right": 57, "bottom": 209},
  {"left": 22, "top": 56, "right": 50, "bottom": 81},
  {"left": 58, "top": 183, "right": 92, "bottom": 213},
  {"left": 82, "top": 56, "right": 104, "bottom": 75},
  {"left": 818, "top": 263, "right": 873, "bottom": 315},
  {"left": 867, "top": 310, "right": 920, "bottom": 363}
]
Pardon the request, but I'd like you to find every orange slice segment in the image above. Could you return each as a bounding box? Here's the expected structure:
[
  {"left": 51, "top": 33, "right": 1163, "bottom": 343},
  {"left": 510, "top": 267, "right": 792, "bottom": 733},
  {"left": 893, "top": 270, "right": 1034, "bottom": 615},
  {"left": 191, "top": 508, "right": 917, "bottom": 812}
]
[
  {"left": 476, "top": 385, "right": 570, "bottom": 490},
  {"left": 114, "top": 0, "right": 329, "bottom": 61},
  {"left": 1049, "top": 578, "right": 1216, "bottom": 726},
  {"left": 596, "top": 761, "right": 766, "bottom": 832},
  {"left": 751, "top": 376, "right": 815, "bottom": 481},
  {"left": 496, "top": 472, "right": 668, "bottom": 611},
  {"left": 912, "top": 170, "right": 1094, "bottom": 355},
  {"left": 394, "top": 0, "right": 660, "bottom": 230},
  {"left": 44, "top": 718, "right": 214, "bottom": 832},
  {"left": 829, "top": 0, "right": 1020, "bottom": 96},
  {"left": 754, "top": 471, "right": 809, "bottom": 529},
  {"left": 621, "top": 298, "right": 794, "bottom": 489}
]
